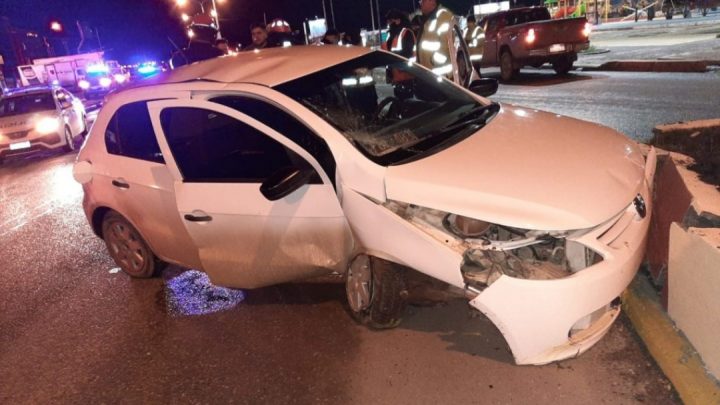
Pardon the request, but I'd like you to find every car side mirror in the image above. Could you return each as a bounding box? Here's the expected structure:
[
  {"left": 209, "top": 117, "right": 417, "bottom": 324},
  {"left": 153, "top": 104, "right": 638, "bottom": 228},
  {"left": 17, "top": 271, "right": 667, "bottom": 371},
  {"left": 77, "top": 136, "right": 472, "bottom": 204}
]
[
  {"left": 260, "top": 166, "right": 316, "bottom": 201},
  {"left": 469, "top": 78, "right": 499, "bottom": 97}
]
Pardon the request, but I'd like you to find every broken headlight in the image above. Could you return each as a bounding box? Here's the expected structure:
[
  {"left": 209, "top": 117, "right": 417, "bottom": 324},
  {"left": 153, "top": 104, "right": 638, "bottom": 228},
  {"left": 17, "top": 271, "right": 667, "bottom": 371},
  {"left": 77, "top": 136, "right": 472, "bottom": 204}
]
[{"left": 382, "top": 201, "right": 603, "bottom": 290}]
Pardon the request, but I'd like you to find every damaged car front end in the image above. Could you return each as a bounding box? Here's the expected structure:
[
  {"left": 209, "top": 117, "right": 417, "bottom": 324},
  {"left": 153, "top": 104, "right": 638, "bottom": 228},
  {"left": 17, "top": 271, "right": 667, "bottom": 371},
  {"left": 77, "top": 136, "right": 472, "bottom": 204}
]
[{"left": 276, "top": 50, "right": 657, "bottom": 365}]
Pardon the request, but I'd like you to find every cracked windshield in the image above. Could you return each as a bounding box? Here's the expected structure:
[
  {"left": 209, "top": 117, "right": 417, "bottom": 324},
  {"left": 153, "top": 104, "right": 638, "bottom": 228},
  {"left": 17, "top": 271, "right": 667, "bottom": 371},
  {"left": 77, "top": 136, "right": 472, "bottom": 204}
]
[{"left": 276, "top": 52, "right": 498, "bottom": 165}]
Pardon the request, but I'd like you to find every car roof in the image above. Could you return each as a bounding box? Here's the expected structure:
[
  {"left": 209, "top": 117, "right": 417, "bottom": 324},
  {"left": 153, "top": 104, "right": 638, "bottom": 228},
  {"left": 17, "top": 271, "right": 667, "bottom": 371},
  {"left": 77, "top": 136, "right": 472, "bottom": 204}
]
[{"left": 136, "top": 45, "right": 372, "bottom": 89}]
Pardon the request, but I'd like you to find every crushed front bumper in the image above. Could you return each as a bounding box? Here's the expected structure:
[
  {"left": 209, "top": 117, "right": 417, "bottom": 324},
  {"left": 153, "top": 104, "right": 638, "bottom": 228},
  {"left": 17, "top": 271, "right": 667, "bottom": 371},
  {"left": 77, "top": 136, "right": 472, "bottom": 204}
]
[{"left": 469, "top": 147, "right": 657, "bottom": 365}]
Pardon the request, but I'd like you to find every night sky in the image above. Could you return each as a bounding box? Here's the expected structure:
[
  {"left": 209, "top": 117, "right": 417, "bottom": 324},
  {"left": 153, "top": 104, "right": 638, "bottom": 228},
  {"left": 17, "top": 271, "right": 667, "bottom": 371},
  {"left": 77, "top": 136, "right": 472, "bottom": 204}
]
[{"left": 1, "top": 0, "right": 476, "bottom": 63}]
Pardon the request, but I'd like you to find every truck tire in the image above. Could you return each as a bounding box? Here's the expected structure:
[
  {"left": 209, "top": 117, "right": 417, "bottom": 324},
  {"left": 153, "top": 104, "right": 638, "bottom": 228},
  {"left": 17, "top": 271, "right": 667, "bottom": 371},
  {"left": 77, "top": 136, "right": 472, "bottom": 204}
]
[
  {"left": 553, "top": 55, "right": 574, "bottom": 76},
  {"left": 500, "top": 51, "right": 518, "bottom": 81},
  {"left": 346, "top": 255, "right": 407, "bottom": 329}
]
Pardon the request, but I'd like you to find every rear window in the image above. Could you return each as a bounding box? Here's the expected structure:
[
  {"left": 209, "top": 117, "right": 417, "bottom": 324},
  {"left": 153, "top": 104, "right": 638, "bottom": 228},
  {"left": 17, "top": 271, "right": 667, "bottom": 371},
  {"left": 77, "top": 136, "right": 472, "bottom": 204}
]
[
  {"left": 105, "top": 102, "right": 164, "bottom": 163},
  {"left": 0, "top": 93, "right": 55, "bottom": 117},
  {"left": 507, "top": 8, "right": 551, "bottom": 26}
]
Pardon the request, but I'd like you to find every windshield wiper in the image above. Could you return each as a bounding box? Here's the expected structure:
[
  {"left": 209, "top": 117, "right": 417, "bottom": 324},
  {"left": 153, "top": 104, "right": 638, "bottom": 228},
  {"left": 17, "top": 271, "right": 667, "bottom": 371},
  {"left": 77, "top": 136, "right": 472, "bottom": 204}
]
[
  {"left": 444, "top": 102, "right": 500, "bottom": 129},
  {"left": 427, "top": 102, "right": 500, "bottom": 140}
]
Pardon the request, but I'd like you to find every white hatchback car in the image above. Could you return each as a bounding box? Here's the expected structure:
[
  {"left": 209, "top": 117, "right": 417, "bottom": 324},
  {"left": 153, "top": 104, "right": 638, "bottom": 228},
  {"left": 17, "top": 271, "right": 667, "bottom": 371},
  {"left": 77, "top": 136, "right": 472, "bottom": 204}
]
[
  {"left": 74, "top": 46, "right": 656, "bottom": 365},
  {"left": 0, "top": 85, "right": 87, "bottom": 164}
]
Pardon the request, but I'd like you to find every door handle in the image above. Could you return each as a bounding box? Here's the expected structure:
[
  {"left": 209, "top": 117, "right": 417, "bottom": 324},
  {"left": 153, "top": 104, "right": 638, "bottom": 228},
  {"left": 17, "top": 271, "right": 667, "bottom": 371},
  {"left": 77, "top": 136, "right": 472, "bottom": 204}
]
[
  {"left": 184, "top": 213, "right": 213, "bottom": 222},
  {"left": 111, "top": 179, "right": 129, "bottom": 189}
]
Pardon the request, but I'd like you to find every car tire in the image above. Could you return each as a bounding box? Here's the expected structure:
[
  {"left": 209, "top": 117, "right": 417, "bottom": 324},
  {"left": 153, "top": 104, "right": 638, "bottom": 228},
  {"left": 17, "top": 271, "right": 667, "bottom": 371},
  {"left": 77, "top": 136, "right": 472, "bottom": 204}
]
[
  {"left": 101, "top": 211, "right": 164, "bottom": 278},
  {"left": 346, "top": 255, "right": 407, "bottom": 329},
  {"left": 500, "top": 51, "right": 518, "bottom": 82},
  {"left": 553, "top": 56, "right": 574, "bottom": 76},
  {"left": 63, "top": 126, "right": 76, "bottom": 152},
  {"left": 81, "top": 115, "right": 89, "bottom": 137},
  {"left": 702, "top": 8, "right": 708, "bottom": 16},
  {"left": 666, "top": 7, "right": 674, "bottom": 18},
  {"left": 648, "top": 6, "right": 656, "bottom": 20}
]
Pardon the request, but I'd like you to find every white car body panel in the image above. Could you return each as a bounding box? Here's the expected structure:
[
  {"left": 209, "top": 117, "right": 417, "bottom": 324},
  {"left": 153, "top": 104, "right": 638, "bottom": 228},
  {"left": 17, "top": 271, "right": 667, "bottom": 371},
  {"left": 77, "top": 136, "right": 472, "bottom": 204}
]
[
  {"left": 147, "top": 99, "right": 353, "bottom": 288},
  {"left": 341, "top": 186, "right": 466, "bottom": 288},
  {"left": 386, "top": 105, "right": 646, "bottom": 231}
]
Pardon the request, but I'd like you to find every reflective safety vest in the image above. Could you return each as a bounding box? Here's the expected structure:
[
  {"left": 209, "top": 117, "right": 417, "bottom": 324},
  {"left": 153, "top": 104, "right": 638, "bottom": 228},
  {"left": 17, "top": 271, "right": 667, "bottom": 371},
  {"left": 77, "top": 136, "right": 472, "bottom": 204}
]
[
  {"left": 463, "top": 25, "right": 485, "bottom": 63},
  {"left": 390, "top": 27, "right": 416, "bottom": 57},
  {"left": 417, "top": 7, "right": 456, "bottom": 79}
]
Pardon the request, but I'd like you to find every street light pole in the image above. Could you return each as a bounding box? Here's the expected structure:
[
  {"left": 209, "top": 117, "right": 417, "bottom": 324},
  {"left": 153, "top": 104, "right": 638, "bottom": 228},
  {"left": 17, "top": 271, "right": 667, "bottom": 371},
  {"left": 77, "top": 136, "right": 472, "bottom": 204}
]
[{"left": 210, "top": 0, "right": 221, "bottom": 34}]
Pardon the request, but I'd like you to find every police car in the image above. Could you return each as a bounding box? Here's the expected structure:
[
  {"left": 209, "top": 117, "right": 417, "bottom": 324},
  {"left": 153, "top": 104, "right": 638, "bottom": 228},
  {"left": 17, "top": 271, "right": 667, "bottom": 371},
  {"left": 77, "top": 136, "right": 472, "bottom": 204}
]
[{"left": 0, "top": 85, "right": 87, "bottom": 164}]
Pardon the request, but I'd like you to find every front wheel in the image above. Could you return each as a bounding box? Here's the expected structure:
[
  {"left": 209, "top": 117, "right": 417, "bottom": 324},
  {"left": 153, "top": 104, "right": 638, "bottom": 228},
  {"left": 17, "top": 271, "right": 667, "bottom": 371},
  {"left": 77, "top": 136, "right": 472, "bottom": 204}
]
[
  {"left": 101, "top": 211, "right": 163, "bottom": 278},
  {"left": 500, "top": 51, "right": 518, "bottom": 81},
  {"left": 346, "top": 255, "right": 407, "bottom": 329}
]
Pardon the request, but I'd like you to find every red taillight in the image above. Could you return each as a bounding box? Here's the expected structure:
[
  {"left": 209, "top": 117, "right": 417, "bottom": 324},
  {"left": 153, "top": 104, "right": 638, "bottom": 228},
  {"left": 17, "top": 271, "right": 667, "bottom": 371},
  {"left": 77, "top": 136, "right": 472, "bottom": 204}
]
[
  {"left": 583, "top": 22, "right": 592, "bottom": 37},
  {"left": 525, "top": 28, "right": 536, "bottom": 44}
]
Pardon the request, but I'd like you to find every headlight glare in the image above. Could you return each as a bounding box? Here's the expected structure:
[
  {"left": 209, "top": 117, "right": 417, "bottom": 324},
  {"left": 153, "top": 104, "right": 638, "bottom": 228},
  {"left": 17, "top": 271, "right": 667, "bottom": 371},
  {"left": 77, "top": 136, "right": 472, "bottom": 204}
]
[{"left": 35, "top": 117, "right": 60, "bottom": 134}]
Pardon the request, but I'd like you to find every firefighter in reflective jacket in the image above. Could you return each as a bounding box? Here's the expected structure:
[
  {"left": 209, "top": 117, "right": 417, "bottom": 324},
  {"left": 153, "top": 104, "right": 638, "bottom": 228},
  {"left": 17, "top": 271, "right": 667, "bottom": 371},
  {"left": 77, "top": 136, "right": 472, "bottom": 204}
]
[
  {"left": 416, "top": 0, "right": 456, "bottom": 79},
  {"left": 383, "top": 9, "right": 416, "bottom": 59},
  {"left": 463, "top": 15, "right": 485, "bottom": 71}
]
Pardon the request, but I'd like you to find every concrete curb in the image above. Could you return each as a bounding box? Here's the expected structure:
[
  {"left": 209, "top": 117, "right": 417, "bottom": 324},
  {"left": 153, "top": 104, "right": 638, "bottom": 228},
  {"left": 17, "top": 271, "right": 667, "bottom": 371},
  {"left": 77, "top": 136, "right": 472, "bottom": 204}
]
[
  {"left": 576, "top": 59, "right": 718, "bottom": 72},
  {"left": 622, "top": 275, "right": 720, "bottom": 405}
]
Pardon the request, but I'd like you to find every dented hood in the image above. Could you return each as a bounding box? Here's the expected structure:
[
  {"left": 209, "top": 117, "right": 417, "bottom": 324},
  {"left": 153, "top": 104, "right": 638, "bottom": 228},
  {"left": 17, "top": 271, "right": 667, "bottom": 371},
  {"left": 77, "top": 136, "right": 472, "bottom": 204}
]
[{"left": 384, "top": 105, "right": 646, "bottom": 230}]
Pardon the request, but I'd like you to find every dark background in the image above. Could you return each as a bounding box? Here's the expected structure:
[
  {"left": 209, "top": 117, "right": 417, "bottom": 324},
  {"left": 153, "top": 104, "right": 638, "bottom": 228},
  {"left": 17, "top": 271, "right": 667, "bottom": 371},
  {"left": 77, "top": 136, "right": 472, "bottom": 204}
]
[{"left": 0, "top": 0, "right": 482, "bottom": 63}]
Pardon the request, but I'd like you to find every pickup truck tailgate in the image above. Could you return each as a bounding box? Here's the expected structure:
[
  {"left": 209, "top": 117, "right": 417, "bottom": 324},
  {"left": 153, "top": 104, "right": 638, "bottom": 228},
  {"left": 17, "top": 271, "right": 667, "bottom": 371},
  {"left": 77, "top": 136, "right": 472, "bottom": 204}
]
[{"left": 525, "top": 17, "right": 589, "bottom": 49}]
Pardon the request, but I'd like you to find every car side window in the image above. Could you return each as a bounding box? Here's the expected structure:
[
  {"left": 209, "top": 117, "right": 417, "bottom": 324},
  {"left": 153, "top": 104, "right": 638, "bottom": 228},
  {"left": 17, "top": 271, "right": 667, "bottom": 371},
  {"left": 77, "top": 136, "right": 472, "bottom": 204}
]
[
  {"left": 104, "top": 102, "right": 165, "bottom": 163},
  {"left": 160, "top": 107, "right": 321, "bottom": 184},
  {"left": 210, "top": 96, "right": 337, "bottom": 186},
  {"left": 486, "top": 17, "right": 498, "bottom": 32}
]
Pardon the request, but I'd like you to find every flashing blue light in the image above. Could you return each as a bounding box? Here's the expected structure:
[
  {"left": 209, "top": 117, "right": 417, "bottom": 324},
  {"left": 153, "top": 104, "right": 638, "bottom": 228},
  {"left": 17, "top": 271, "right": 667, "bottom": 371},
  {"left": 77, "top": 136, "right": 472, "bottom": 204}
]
[
  {"left": 137, "top": 65, "right": 158, "bottom": 75},
  {"left": 87, "top": 64, "right": 109, "bottom": 74}
]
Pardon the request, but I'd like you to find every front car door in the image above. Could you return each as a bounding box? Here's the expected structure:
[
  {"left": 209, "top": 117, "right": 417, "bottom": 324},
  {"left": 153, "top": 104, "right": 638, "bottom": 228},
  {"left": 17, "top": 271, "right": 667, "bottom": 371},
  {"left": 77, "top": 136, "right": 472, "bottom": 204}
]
[{"left": 147, "top": 99, "right": 353, "bottom": 289}]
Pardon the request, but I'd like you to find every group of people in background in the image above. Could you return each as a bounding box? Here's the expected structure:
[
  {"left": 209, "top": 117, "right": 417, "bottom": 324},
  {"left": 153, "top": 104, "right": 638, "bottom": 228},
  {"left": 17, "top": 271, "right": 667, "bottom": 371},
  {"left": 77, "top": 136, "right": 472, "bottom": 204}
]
[{"left": 172, "top": 0, "right": 485, "bottom": 80}]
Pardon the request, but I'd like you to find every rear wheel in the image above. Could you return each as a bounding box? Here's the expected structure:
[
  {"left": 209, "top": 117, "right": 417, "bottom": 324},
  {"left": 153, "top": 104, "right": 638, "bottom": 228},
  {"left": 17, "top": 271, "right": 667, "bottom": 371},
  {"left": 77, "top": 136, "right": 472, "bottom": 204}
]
[
  {"left": 666, "top": 7, "right": 674, "bottom": 18},
  {"left": 553, "top": 55, "right": 574, "bottom": 75},
  {"left": 683, "top": 7, "right": 691, "bottom": 17},
  {"left": 81, "top": 114, "right": 89, "bottom": 137},
  {"left": 346, "top": 255, "right": 407, "bottom": 329},
  {"left": 63, "top": 126, "right": 76, "bottom": 152},
  {"left": 648, "top": 6, "right": 656, "bottom": 20},
  {"left": 500, "top": 51, "right": 518, "bottom": 81},
  {"left": 101, "top": 211, "right": 163, "bottom": 278}
]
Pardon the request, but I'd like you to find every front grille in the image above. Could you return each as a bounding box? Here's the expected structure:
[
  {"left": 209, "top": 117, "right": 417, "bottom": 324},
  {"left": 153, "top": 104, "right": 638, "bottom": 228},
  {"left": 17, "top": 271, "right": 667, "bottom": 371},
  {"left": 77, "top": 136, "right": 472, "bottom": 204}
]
[{"left": 7, "top": 130, "right": 30, "bottom": 140}]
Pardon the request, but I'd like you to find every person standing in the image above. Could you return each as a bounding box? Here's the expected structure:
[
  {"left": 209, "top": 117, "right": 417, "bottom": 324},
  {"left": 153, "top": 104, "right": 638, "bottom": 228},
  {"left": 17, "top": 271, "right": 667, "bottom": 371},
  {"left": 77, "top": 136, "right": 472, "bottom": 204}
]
[
  {"left": 416, "top": 0, "right": 456, "bottom": 79},
  {"left": 463, "top": 15, "right": 485, "bottom": 72},
  {"left": 243, "top": 23, "right": 270, "bottom": 51},
  {"left": 383, "top": 9, "right": 416, "bottom": 59}
]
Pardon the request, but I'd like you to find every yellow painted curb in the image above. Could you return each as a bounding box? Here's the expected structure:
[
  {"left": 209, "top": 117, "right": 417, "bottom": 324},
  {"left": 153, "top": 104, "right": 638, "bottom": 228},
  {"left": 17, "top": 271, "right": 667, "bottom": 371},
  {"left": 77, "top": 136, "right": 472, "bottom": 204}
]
[{"left": 622, "top": 275, "right": 720, "bottom": 405}]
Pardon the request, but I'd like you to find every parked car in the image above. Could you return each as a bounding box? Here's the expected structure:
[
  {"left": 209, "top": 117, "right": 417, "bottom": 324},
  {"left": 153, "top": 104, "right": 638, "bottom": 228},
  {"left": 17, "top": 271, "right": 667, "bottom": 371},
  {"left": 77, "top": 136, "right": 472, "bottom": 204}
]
[
  {"left": 73, "top": 46, "right": 655, "bottom": 365},
  {"left": 480, "top": 7, "right": 591, "bottom": 80},
  {"left": 0, "top": 85, "right": 87, "bottom": 164}
]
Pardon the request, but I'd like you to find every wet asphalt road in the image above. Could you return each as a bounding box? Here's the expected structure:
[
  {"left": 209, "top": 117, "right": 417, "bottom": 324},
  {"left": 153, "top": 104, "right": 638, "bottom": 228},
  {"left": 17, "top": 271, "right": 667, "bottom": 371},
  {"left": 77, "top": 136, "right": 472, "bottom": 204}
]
[
  {"left": 491, "top": 69, "right": 720, "bottom": 142},
  {"left": 0, "top": 70, "right": 698, "bottom": 404}
]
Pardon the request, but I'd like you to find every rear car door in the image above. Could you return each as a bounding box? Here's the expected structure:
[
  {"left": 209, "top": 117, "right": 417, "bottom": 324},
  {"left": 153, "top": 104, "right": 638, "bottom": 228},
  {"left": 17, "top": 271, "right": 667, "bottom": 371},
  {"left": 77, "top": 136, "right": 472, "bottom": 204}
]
[{"left": 147, "top": 99, "right": 353, "bottom": 289}]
